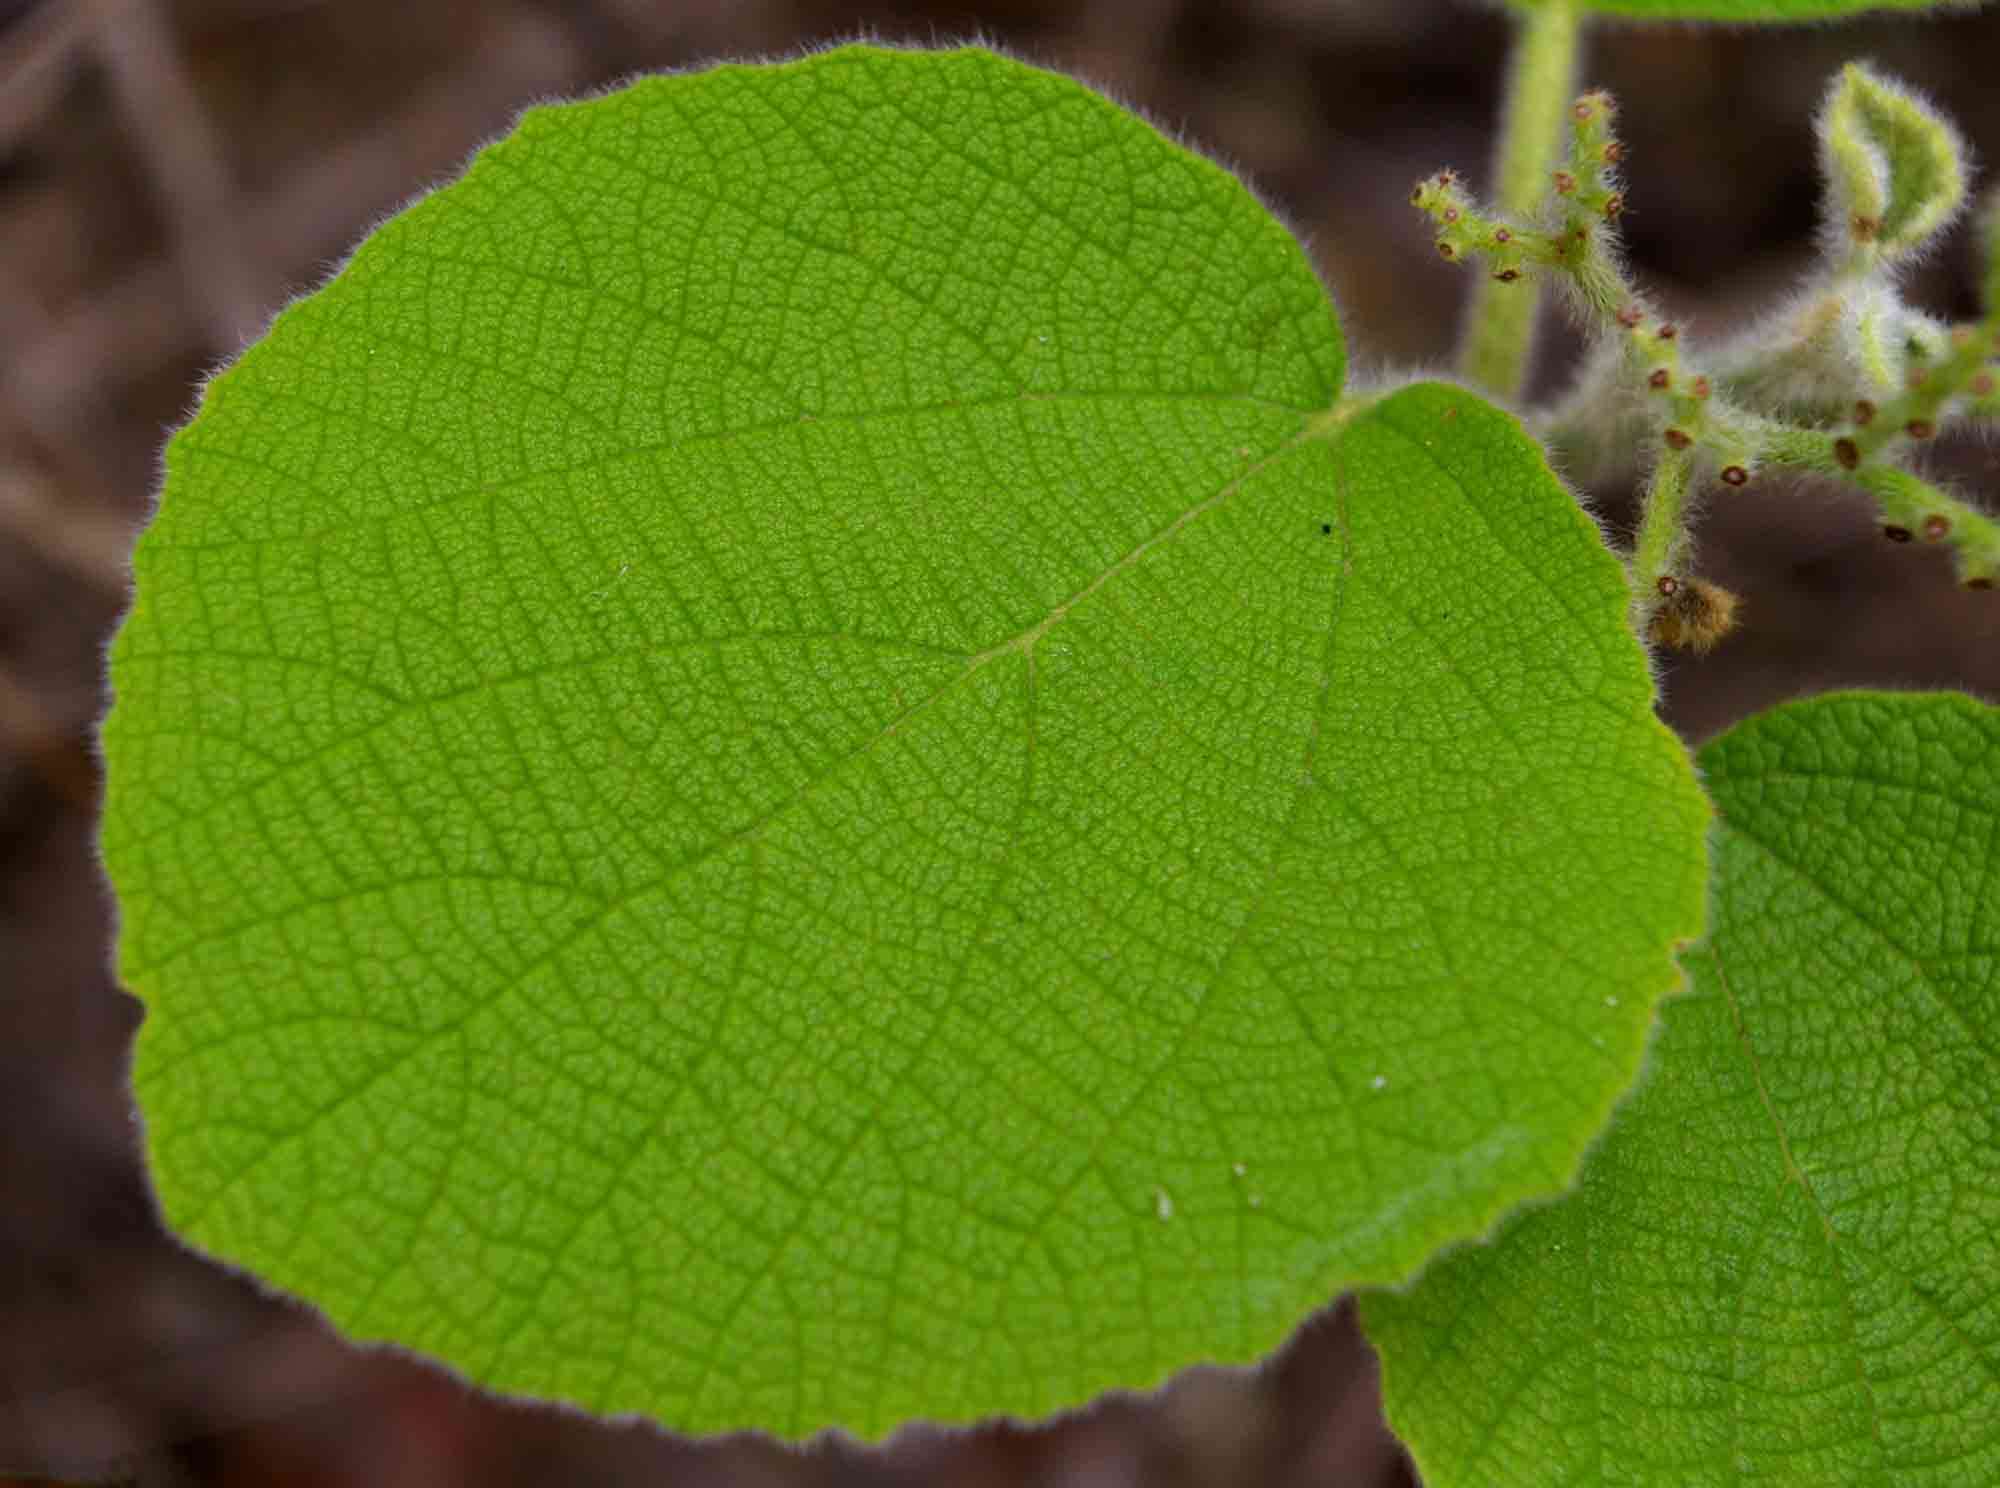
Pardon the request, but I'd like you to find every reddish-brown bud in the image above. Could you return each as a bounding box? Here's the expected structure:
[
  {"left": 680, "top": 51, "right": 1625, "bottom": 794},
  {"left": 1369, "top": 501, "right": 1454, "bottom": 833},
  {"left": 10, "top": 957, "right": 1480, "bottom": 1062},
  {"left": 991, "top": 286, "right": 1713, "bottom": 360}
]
[
  {"left": 1553, "top": 171, "right": 1577, "bottom": 195},
  {"left": 1617, "top": 305, "right": 1644, "bottom": 329},
  {"left": 1833, "top": 437, "right": 1861, "bottom": 470},
  {"left": 1604, "top": 193, "right": 1625, "bottom": 221},
  {"left": 1655, "top": 323, "right": 1677, "bottom": 340},
  {"left": 1853, "top": 400, "right": 1876, "bottom": 426},
  {"left": 1852, "top": 214, "right": 1881, "bottom": 241},
  {"left": 1648, "top": 576, "right": 1739, "bottom": 654},
  {"left": 1648, "top": 368, "right": 1671, "bottom": 391},
  {"left": 1663, "top": 428, "right": 1693, "bottom": 450},
  {"left": 1411, "top": 185, "right": 1425, "bottom": 205},
  {"left": 1573, "top": 100, "right": 1594, "bottom": 121},
  {"left": 1443, "top": 206, "right": 1460, "bottom": 223},
  {"left": 1603, "top": 141, "right": 1625, "bottom": 165},
  {"left": 1922, "top": 514, "right": 1951, "bottom": 541},
  {"left": 1973, "top": 371, "right": 1996, "bottom": 397},
  {"left": 1884, "top": 525, "right": 1914, "bottom": 543},
  {"left": 1656, "top": 575, "right": 1680, "bottom": 597},
  {"left": 1493, "top": 268, "right": 1521, "bottom": 283},
  {"left": 1493, "top": 227, "right": 1512, "bottom": 244},
  {"left": 1437, "top": 241, "right": 1456, "bottom": 259},
  {"left": 1906, "top": 419, "right": 1937, "bottom": 439},
  {"left": 1907, "top": 367, "right": 1928, "bottom": 389},
  {"left": 1721, "top": 465, "right": 1749, "bottom": 487},
  {"left": 1692, "top": 376, "right": 1712, "bottom": 400}
]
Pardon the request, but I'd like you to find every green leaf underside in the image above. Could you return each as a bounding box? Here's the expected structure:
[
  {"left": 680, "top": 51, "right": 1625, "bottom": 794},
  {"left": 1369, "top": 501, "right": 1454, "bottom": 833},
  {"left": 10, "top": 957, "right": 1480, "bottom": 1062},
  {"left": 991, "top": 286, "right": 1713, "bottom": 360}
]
[
  {"left": 1517, "top": 0, "right": 1979, "bottom": 19},
  {"left": 1366, "top": 692, "right": 2000, "bottom": 1486},
  {"left": 104, "top": 45, "right": 1706, "bottom": 1439}
]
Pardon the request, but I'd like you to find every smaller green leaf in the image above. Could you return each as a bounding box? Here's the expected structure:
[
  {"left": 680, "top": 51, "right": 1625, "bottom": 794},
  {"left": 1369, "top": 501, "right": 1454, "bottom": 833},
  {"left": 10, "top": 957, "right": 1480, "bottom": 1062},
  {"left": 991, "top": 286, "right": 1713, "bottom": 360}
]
[
  {"left": 1364, "top": 691, "right": 2000, "bottom": 1487},
  {"left": 1818, "top": 63, "right": 1967, "bottom": 268}
]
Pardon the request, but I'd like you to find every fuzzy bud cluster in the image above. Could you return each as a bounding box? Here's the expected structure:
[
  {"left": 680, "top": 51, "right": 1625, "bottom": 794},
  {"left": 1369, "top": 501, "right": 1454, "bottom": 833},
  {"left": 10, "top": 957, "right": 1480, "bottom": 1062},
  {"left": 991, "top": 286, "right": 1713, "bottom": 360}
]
[
  {"left": 1411, "top": 171, "right": 1529, "bottom": 281},
  {"left": 1646, "top": 575, "right": 1739, "bottom": 655},
  {"left": 1409, "top": 91, "right": 1629, "bottom": 300}
]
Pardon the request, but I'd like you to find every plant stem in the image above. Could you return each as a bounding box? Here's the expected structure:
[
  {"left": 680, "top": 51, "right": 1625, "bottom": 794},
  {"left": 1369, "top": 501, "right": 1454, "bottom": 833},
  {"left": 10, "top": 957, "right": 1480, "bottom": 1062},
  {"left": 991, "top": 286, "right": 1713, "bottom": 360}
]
[
  {"left": 1459, "top": 0, "right": 1581, "bottom": 400},
  {"left": 1629, "top": 443, "right": 1693, "bottom": 620}
]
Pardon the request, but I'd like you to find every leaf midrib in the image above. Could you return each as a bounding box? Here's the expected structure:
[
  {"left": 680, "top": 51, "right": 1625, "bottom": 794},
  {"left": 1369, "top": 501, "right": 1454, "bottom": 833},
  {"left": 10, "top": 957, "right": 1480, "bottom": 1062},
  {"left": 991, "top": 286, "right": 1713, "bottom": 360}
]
[{"left": 122, "top": 409, "right": 1337, "bottom": 980}]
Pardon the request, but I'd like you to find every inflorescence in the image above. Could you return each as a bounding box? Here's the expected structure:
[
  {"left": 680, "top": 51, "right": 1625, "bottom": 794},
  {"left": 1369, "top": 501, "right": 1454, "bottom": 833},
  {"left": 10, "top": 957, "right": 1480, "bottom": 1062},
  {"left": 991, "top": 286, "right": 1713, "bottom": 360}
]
[{"left": 1413, "top": 66, "right": 2000, "bottom": 651}]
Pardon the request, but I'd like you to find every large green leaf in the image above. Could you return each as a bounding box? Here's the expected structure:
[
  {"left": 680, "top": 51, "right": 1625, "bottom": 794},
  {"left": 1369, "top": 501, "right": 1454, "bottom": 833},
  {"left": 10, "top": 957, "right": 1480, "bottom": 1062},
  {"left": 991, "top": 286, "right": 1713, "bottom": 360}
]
[
  {"left": 102, "top": 44, "right": 1706, "bottom": 1439},
  {"left": 1367, "top": 691, "right": 2000, "bottom": 1486}
]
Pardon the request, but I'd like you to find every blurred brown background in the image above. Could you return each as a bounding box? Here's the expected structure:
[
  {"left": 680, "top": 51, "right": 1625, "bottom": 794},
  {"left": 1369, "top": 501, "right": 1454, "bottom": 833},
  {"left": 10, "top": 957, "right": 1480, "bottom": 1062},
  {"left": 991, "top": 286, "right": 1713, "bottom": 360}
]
[{"left": 4, "top": 2, "right": 1999, "bottom": 1484}]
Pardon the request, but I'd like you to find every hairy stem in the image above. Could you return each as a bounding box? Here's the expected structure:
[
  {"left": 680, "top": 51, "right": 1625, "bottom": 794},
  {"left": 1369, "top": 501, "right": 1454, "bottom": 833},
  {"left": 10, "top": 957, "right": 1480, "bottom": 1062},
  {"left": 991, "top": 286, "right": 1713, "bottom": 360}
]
[
  {"left": 1459, "top": 0, "right": 1580, "bottom": 399},
  {"left": 1630, "top": 444, "right": 1694, "bottom": 612}
]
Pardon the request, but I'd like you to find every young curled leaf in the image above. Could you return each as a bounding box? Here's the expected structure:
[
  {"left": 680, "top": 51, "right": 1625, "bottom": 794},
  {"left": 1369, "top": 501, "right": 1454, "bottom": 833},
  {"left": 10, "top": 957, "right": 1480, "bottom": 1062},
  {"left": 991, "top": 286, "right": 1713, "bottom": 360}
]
[{"left": 1818, "top": 64, "right": 1967, "bottom": 269}]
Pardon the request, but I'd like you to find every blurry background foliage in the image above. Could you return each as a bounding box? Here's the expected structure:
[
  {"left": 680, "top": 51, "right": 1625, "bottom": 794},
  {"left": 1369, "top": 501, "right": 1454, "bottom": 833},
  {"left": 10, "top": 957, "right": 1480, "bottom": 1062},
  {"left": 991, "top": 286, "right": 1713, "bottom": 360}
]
[{"left": 2, "top": 1, "right": 1997, "bottom": 1485}]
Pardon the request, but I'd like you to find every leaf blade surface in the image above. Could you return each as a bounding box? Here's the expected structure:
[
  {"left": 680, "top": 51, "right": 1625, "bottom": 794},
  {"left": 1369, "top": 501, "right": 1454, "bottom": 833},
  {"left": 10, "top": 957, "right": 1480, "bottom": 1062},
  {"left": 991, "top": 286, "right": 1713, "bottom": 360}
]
[
  {"left": 1367, "top": 691, "right": 2000, "bottom": 1486},
  {"left": 104, "top": 44, "right": 1707, "bottom": 1438}
]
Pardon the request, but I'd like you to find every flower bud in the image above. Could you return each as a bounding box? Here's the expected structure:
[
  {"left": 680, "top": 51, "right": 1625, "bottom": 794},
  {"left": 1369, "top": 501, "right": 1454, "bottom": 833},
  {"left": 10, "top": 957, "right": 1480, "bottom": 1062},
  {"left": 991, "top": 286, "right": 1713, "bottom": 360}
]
[{"left": 1647, "top": 577, "right": 1739, "bottom": 653}]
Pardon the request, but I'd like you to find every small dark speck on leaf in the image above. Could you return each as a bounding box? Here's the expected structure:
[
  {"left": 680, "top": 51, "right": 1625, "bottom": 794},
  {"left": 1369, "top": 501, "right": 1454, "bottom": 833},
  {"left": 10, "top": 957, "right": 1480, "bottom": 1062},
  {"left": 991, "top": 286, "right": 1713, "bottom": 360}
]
[{"left": 1321, "top": 523, "right": 1333, "bottom": 535}]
